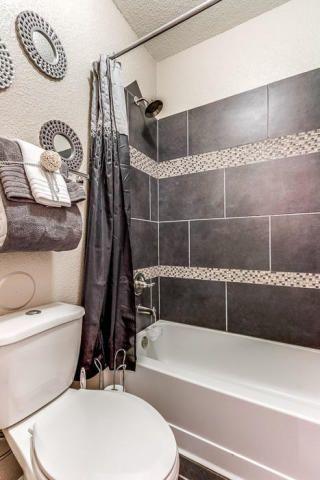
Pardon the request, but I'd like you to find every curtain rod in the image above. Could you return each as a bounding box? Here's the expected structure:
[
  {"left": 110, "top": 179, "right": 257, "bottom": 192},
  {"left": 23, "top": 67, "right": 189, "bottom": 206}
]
[{"left": 109, "top": 0, "right": 223, "bottom": 60}]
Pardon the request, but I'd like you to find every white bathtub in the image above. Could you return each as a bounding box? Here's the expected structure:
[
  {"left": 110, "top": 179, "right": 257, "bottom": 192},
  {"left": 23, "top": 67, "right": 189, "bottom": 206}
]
[{"left": 126, "top": 320, "right": 320, "bottom": 480}]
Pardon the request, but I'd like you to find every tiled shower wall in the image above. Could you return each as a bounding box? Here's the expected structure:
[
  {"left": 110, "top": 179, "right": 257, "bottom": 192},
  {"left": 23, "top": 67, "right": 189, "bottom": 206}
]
[
  {"left": 125, "top": 81, "right": 159, "bottom": 332},
  {"left": 128, "top": 68, "right": 320, "bottom": 348}
]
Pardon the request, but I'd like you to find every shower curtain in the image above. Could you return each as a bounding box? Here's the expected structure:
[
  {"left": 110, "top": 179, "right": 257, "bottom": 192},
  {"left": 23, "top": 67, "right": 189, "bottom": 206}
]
[{"left": 76, "top": 55, "right": 136, "bottom": 380}]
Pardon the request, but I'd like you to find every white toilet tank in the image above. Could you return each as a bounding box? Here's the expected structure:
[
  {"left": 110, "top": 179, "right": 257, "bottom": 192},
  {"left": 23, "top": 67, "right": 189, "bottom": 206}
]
[{"left": 0, "top": 302, "right": 84, "bottom": 429}]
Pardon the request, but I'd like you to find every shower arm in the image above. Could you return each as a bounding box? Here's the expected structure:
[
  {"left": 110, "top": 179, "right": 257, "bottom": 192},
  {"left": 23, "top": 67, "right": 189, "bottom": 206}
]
[
  {"left": 134, "top": 97, "right": 148, "bottom": 106},
  {"left": 110, "top": 0, "right": 223, "bottom": 60}
]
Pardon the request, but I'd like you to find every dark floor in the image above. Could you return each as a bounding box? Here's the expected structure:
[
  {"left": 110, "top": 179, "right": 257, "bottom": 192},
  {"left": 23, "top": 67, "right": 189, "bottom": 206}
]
[{"left": 179, "top": 455, "right": 229, "bottom": 480}]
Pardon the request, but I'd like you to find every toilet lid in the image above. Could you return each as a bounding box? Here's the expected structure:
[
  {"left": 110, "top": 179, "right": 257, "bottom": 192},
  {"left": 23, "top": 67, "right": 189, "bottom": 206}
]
[{"left": 31, "top": 389, "right": 177, "bottom": 480}]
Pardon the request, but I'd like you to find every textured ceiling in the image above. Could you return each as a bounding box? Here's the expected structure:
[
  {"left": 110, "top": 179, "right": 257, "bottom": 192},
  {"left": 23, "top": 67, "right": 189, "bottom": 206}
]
[{"left": 112, "top": 0, "right": 290, "bottom": 60}]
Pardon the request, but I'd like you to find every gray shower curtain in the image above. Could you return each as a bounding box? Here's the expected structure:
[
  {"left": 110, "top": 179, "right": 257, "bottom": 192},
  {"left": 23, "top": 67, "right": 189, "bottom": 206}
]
[{"left": 76, "top": 55, "right": 136, "bottom": 380}]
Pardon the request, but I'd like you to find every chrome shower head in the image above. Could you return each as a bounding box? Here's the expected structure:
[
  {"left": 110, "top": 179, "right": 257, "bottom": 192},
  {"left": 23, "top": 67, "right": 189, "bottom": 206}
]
[
  {"left": 134, "top": 96, "right": 163, "bottom": 118},
  {"left": 145, "top": 99, "right": 163, "bottom": 118}
]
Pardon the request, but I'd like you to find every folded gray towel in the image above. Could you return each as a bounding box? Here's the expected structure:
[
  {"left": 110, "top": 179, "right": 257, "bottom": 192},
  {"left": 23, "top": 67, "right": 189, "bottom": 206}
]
[
  {"left": 65, "top": 177, "right": 87, "bottom": 203},
  {"left": 0, "top": 183, "right": 82, "bottom": 252},
  {"left": 0, "top": 138, "right": 86, "bottom": 204},
  {"left": 0, "top": 138, "right": 34, "bottom": 202}
]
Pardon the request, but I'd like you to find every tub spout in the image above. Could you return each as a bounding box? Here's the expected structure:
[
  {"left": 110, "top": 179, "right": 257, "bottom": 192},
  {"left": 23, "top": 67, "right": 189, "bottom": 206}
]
[
  {"left": 137, "top": 305, "right": 157, "bottom": 324},
  {"left": 137, "top": 305, "right": 162, "bottom": 342}
]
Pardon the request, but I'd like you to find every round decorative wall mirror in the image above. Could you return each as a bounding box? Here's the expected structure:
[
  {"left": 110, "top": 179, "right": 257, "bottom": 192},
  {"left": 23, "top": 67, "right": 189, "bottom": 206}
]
[
  {"left": 16, "top": 11, "right": 67, "bottom": 79},
  {"left": 0, "top": 38, "right": 14, "bottom": 89},
  {"left": 32, "top": 30, "right": 57, "bottom": 64},
  {"left": 53, "top": 134, "right": 73, "bottom": 159},
  {"left": 39, "top": 120, "right": 83, "bottom": 170}
]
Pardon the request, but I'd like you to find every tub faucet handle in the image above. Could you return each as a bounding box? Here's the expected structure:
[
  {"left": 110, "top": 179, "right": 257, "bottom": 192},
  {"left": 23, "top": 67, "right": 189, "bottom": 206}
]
[{"left": 134, "top": 272, "right": 155, "bottom": 296}]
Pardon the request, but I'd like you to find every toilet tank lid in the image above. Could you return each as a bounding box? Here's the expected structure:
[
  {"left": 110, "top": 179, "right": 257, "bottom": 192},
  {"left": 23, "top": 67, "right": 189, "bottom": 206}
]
[{"left": 0, "top": 302, "right": 84, "bottom": 346}]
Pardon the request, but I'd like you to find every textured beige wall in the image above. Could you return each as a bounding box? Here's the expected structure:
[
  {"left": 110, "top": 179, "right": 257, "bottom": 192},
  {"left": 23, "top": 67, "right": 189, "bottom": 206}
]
[
  {"left": 0, "top": 0, "right": 156, "bottom": 314},
  {"left": 157, "top": 0, "right": 320, "bottom": 117}
]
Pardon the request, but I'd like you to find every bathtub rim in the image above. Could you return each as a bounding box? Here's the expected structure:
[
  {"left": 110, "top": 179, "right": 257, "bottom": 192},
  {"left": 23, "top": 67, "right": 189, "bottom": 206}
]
[
  {"left": 136, "top": 320, "right": 320, "bottom": 425},
  {"left": 138, "top": 319, "right": 320, "bottom": 355}
]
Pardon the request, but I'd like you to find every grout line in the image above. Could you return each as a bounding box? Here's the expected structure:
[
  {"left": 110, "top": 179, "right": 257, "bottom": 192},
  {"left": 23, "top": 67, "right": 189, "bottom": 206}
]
[
  {"left": 188, "top": 221, "right": 191, "bottom": 267},
  {"left": 157, "top": 111, "right": 160, "bottom": 263},
  {"left": 223, "top": 168, "right": 226, "bottom": 218},
  {"left": 149, "top": 176, "right": 152, "bottom": 220},
  {"left": 186, "top": 110, "right": 189, "bottom": 156},
  {"left": 157, "top": 113, "right": 160, "bottom": 319},
  {"left": 160, "top": 219, "right": 201, "bottom": 223},
  {"left": 157, "top": 117, "right": 159, "bottom": 162},
  {"left": 158, "top": 221, "right": 160, "bottom": 266},
  {"left": 269, "top": 216, "right": 272, "bottom": 271},
  {"left": 131, "top": 217, "right": 158, "bottom": 223},
  {"left": 157, "top": 211, "right": 320, "bottom": 223},
  {"left": 157, "top": 178, "right": 160, "bottom": 223},
  {"left": 157, "top": 130, "right": 160, "bottom": 224},
  {"left": 225, "top": 282, "right": 228, "bottom": 331},
  {"left": 0, "top": 450, "right": 12, "bottom": 463},
  {"left": 158, "top": 276, "right": 161, "bottom": 319}
]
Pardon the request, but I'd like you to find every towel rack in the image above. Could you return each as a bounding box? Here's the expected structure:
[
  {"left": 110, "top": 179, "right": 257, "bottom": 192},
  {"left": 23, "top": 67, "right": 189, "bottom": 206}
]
[
  {"left": 0, "top": 161, "right": 89, "bottom": 182},
  {"left": 68, "top": 168, "right": 90, "bottom": 181}
]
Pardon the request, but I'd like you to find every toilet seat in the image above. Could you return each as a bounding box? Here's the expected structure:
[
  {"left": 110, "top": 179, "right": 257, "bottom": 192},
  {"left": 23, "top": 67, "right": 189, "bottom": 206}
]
[{"left": 29, "top": 389, "right": 178, "bottom": 480}]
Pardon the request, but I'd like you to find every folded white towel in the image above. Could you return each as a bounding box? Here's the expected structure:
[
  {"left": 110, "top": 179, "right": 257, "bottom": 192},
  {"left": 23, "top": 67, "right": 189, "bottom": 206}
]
[{"left": 16, "top": 140, "right": 71, "bottom": 208}]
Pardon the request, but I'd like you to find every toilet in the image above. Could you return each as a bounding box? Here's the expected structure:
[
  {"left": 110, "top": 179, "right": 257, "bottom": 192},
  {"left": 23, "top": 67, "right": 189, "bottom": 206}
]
[{"left": 0, "top": 302, "right": 179, "bottom": 480}]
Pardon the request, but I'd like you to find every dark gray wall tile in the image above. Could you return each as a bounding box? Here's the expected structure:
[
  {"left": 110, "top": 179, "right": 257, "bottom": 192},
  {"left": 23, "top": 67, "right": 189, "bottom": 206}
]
[
  {"left": 228, "top": 283, "right": 320, "bottom": 348},
  {"left": 120, "top": 165, "right": 131, "bottom": 219},
  {"left": 180, "top": 455, "right": 228, "bottom": 480},
  {"left": 151, "top": 177, "right": 158, "bottom": 221},
  {"left": 271, "top": 214, "right": 320, "bottom": 273},
  {"left": 189, "top": 87, "right": 267, "bottom": 155},
  {"left": 128, "top": 92, "right": 157, "bottom": 160},
  {"left": 119, "top": 133, "right": 131, "bottom": 165},
  {"left": 159, "top": 170, "right": 224, "bottom": 221},
  {"left": 159, "top": 112, "right": 188, "bottom": 161},
  {"left": 159, "top": 222, "right": 189, "bottom": 266},
  {"left": 131, "top": 220, "right": 158, "bottom": 269},
  {"left": 160, "top": 278, "right": 225, "bottom": 329},
  {"left": 268, "top": 69, "right": 320, "bottom": 138},
  {"left": 226, "top": 153, "right": 320, "bottom": 217},
  {"left": 190, "top": 218, "right": 269, "bottom": 270},
  {"left": 130, "top": 167, "right": 150, "bottom": 220},
  {"left": 136, "top": 311, "right": 152, "bottom": 333}
]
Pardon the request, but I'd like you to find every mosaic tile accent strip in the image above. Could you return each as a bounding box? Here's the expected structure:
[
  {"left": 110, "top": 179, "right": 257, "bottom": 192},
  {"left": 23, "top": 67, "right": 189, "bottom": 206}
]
[
  {"left": 135, "top": 266, "right": 159, "bottom": 280},
  {"left": 130, "top": 129, "right": 320, "bottom": 179},
  {"left": 130, "top": 147, "right": 158, "bottom": 177},
  {"left": 138, "top": 265, "right": 320, "bottom": 289}
]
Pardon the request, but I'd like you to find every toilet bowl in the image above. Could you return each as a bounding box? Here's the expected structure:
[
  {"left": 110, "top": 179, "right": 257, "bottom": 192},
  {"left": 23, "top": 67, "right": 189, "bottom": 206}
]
[
  {"left": 4, "top": 389, "right": 179, "bottom": 480},
  {"left": 4, "top": 388, "right": 179, "bottom": 480},
  {"left": 0, "top": 303, "right": 179, "bottom": 480}
]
